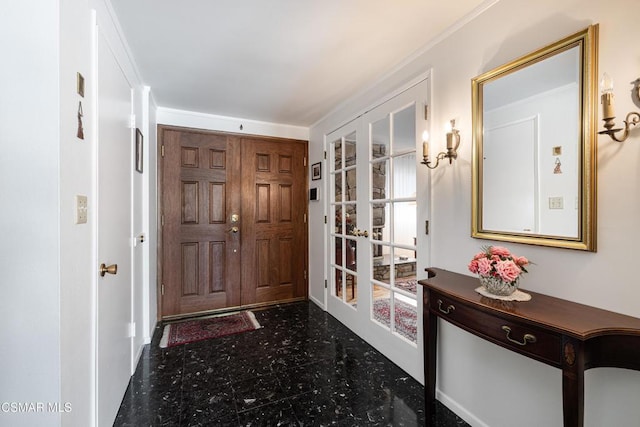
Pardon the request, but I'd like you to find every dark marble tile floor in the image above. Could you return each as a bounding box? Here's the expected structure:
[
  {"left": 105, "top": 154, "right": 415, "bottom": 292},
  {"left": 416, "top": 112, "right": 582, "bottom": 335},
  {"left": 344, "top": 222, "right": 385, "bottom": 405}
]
[{"left": 115, "top": 301, "right": 469, "bottom": 426}]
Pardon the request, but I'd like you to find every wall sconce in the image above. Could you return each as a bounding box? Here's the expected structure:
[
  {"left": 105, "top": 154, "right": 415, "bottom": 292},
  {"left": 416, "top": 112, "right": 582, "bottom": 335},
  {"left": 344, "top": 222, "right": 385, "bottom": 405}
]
[
  {"left": 421, "top": 119, "right": 461, "bottom": 169},
  {"left": 598, "top": 73, "right": 640, "bottom": 142}
]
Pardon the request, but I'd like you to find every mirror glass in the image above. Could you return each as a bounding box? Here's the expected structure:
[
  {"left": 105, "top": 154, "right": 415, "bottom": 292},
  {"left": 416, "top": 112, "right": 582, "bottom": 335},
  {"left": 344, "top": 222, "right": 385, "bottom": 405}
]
[{"left": 471, "top": 25, "right": 598, "bottom": 251}]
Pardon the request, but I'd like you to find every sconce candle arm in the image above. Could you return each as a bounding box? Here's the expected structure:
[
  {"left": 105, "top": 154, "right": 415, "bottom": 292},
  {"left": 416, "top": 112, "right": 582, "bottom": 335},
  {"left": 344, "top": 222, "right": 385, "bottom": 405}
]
[
  {"left": 421, "top": 120, "right": 461, "bottom": 169},
  {"left": 599, "top": 111, "right": 640, "bottom": 142}
]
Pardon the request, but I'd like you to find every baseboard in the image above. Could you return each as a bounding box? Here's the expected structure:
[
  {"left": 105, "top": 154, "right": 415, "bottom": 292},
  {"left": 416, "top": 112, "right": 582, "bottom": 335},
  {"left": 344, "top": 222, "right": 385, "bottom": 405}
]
[
  {"left": 144, "top": 319, "right": 157, "bottom": 345},
  {"left": 309, "top": 294, "right": 325, "bottom": 310},
  {"left": 437, "top": 389, "right": 488, "bottom": 427}
]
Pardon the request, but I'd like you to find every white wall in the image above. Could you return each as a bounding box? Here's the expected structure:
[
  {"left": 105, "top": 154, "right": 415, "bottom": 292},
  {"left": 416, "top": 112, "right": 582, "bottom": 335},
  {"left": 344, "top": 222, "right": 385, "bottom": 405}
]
[
  {"left": 157, "top": 107, "right": 309, "bottom": 141},
  {"left": 0, "top": 2, "right": 62, "bottom": 426},
  {"left": 309, "top": 0, "right": 640, "bottom": 425},
  {"left": 0, "top": 1, "right": 156, "bottom": 426},
  {"left": 59, "top": 0, "right": 96, "bottom": 425}
]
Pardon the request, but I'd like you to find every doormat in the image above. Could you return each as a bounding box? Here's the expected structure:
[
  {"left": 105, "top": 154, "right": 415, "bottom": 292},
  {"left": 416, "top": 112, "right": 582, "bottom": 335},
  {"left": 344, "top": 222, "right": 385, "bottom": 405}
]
[
  {"left": 373, "top": 298, "right": 417, "bottom": 343},
  {"left": 159, "top": 311, "right": 261, "bottom": 348}
]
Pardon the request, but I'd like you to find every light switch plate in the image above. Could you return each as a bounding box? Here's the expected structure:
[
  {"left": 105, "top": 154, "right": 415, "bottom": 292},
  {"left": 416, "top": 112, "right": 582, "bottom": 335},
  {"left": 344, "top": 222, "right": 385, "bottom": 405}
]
[
  {"left": 75, "top": 195, "right": 88, "bottom": 224},
  {"left": 549, "top": 196, "right": 563, "bottom": 210}
]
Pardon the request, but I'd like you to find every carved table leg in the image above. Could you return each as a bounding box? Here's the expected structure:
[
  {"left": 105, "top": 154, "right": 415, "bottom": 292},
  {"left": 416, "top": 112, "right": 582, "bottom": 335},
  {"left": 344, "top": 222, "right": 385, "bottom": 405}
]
[{"left": 562, "top": 337, "right": 585, "bottom": 427}]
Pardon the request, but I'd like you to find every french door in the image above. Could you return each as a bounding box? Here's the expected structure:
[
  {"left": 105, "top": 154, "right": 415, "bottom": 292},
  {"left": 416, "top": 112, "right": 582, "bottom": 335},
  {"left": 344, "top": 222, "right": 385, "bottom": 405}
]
[{"left": 326, "top": 79, "right": 429, "bottom": 381}]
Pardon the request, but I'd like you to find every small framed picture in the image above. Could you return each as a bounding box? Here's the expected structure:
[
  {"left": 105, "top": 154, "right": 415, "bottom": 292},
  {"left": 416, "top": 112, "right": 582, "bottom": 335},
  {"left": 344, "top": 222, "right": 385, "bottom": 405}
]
[
  {"left": 135, "top": 128, "right": 143, "bottom": 173},
  {"left": 311, "top": 162, "right": 321, "bottom": 180}
]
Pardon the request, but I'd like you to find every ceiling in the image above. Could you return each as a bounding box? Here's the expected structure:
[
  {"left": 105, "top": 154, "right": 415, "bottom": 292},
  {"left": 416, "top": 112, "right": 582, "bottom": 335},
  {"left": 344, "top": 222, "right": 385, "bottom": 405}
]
[{"left": 110, "top": 0, "right": 491, "bottom": 127}]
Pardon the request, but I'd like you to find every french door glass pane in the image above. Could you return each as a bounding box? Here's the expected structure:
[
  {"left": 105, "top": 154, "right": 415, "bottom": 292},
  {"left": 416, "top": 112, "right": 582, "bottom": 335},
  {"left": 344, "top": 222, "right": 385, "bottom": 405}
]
[
  {"left": 344, "top": 203, "right": 357, "bottom": 234},
  {"left": 345, "top": 239, "right": 357, "bottom": 273},
  {"left": 345, "top": 132, "right": 357, "bottom": 167},
  {"left": 371, "top": 159, "right": 389, "bottom": 200},
  {"left": 393, "top": 247, "right": 416, "bottom": 284},
  {"left": 345, "top": 168, "right": 357, "bottom": 202},
  {"left": 372, "top": 284, "right": 391, "bottom": 328},
  {"left": 345, "top": 273, "right": 357, "bottom": 304},
  {"left": 334, "top": 172, "right": 342, "bottom": 202},
  {"left": 393, "top": 153, "right": 416, "bottom": 198},
  {"left": 334, "top": 140, "right": 342, "bottom": 170},
  {"left": 393, "top": 291, "right": 417, "bottom": 342},
  {"left": 371, "top": 115, "right": 390, "bottom": 158},
  {"left": 334, "top": 237, "right": 343, "bottom": 266},
  {"left": 393, "top": 202, "right": 417, "bottom": 247},
  {"left": 372, "top": 243, "right": 392, "bottom": 285},
  {"left": 392, "top": 105, "right": 416, "bottom": 154}
]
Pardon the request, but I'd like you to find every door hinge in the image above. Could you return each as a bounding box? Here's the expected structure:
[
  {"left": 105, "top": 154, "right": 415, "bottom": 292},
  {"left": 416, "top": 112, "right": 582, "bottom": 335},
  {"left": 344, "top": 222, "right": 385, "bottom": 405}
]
[
  {"left": 303, "top": 213, "right": 307, "bottom": 223},
  {"left": 130, "top": 114, "right": 136, "bottom": 128},
  {"left": 425, "top": 220, "right": 429, "bottom": 235},
  {"left": 324, "top": 151, "right": 327, "bottom": 160},
  {"left": 304, "top": 270, "right": 307, "bottom": 280},
  {"left": 303, "top": 157, "right": 307, "bottom": 167},
  {"left": 424, "top": 104, "right": 429, "bottom": 120},
  {"left": 161, "top": 215, "right": 165, "bottom": 227},
  {"left": 324, "top": 215, "right": 327, "bottom": 224},
  {"left": 161, "top": 145, "right": 165, "bottom": 157},
  {"left": 324, "top": 279, "right": 327, "bottom": 289},
  {"left": 161, "top": 283, "right": 165, "bottom": 296}
]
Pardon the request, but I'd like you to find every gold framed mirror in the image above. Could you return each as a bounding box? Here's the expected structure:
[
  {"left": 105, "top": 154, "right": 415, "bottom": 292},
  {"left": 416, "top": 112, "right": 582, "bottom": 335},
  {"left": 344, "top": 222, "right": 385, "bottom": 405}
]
[{"left": 471, "top": 25, "right": 598, "bottom": 251}]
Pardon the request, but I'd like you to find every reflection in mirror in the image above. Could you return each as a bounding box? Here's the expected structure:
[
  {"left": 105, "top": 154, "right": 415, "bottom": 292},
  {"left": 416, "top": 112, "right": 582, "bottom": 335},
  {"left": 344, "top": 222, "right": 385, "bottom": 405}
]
[{"left": 472, "top": 25, "right": 598, "bottom": 251}]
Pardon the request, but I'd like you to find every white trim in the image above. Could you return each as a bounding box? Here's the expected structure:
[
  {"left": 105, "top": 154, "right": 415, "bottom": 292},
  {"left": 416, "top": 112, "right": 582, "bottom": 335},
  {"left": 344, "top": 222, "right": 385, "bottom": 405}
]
[
  {"left": 157, "top": 107, "right": 309, "bottom": 141},
  {"left": 309, "top": 294, "right": 325, "bottom": 310},
  {"left": 322, "top": 71, "right": 432, "bottom": 136},
  {"left": 437, "top": 388, "right": 489, "bottom": 427}
]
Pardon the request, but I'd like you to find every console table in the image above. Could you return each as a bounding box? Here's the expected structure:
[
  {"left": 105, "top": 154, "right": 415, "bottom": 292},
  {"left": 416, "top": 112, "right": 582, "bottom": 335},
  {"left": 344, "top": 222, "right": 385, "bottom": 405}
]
[{"left": 418, "top": 268, "right": 640, "bottom": 426}]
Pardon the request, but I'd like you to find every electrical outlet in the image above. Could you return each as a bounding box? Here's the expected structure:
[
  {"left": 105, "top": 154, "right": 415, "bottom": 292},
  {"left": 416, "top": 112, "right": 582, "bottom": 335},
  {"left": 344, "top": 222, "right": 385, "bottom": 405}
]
[
  {"left": 549, "top": 196, "right": 563, "bottom": 210},
  {"left": 75, "top": 195, "right": 88, "bottom": 224}
]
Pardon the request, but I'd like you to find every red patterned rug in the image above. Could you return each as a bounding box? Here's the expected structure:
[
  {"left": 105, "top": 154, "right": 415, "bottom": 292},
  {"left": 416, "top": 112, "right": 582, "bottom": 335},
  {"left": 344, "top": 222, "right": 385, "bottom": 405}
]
[
  {"left": 159, "top": 311, "right": 261, "bottom": 348},
  {"left": 373, "top": 298, "right": 417, "bottom": 343},
  {"left": 395, "top": 279, "right": 417, "bottom": 294}
]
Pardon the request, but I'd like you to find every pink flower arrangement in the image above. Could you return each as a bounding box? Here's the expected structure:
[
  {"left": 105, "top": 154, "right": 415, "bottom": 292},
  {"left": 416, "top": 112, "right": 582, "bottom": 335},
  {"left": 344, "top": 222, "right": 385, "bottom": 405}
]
[{"left": 468, "top": 246, "right": 530, "bottom": 284}]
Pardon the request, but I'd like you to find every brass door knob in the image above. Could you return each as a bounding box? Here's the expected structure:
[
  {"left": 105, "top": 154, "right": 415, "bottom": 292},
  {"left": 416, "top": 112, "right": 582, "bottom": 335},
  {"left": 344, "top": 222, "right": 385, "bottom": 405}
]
[
  {"left": 99, "top": 263, "right": 118, "bottom": 277},
  {"left": 229, "top": 226, "right": 239, "bottom": 233},
  {"left": 353, "top": 229, "right": 369, "bottom": 238}
]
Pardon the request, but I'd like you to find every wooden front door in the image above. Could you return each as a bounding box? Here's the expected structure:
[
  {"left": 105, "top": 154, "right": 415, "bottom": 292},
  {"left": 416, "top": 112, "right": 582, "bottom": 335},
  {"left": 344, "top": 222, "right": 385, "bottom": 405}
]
[
  {"left": 160, "top": 127, "right": 307, "bottom": 318},
  {"left": 240, "top": 137, "right": 308, "bottom": 305}
]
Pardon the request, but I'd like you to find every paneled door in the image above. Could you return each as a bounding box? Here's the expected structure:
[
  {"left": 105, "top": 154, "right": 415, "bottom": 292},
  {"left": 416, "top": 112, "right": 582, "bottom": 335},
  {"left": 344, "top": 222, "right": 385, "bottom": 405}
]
[
  {"left": 161, "top": 129, "right": 242, "bottom": 316},
  {"left": 160, "top": 128, "right": 307, "bottom": 318},
  {"left": 240, "top": 137, "right": 308, "bottom": 305}
]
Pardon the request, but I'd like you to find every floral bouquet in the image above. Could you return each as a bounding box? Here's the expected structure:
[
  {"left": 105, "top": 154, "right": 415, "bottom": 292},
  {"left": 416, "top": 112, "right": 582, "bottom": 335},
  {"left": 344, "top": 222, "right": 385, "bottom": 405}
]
[{"left": 468, "top": 246, "right": 530, "bottom": 295}]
